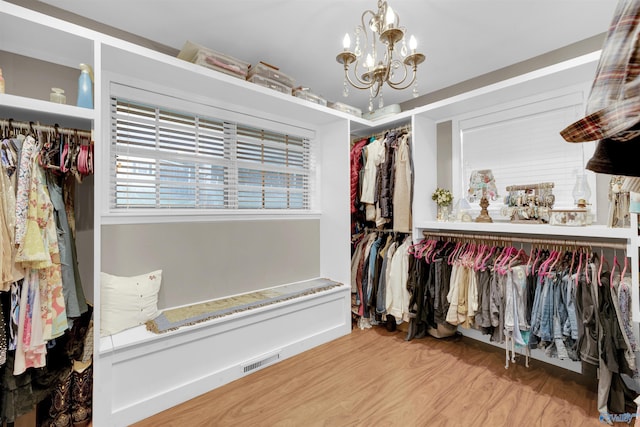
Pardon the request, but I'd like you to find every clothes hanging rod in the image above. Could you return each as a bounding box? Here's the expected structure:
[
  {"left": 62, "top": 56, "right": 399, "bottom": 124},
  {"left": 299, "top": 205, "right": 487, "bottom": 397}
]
[
  {"left": 0, "top": 118, "right": 92, "bottom": 138},
  {"left": 351, "top": 123, "right": 411, "bottom": 145},
  {"left": 421, "top": 230, "right": 628, "bottom": 251},
  {"left": 364, "top": 227, "right": 409, "bottom": 234}
]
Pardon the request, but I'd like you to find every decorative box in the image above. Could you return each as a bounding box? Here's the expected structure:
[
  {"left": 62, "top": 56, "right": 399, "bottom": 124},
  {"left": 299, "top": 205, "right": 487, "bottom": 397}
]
[
  {"left": 504, "top": 182, "right": 555, "bottom": 223},
  {"left": 362, "top": 104, "right": 401, "bottom": 120},
  {"left": 328, "top": 101, "right": 362, "bottom": 117},
  {"left": 293, "top": 87, "right": 327, "bottom": 106},
  {"left": 177, "top": 40, "right": 250, "bottom": 79},
  {"left": 248, "top": 74, "right": 292, "bottom": 95},
  {"left": 248, "top": 62, "right": 295, "bottom": 88},
  {"left": 549, "top": 209, "right": 589, "bottom": 226}
]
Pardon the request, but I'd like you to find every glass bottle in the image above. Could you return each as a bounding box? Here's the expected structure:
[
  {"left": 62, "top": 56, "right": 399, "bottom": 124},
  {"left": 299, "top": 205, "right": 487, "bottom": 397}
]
[{"left": 572, "top": 173, "right": 591, "bottom": 206}]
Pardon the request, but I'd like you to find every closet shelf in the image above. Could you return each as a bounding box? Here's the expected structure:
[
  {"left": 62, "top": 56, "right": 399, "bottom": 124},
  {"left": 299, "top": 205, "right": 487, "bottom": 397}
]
[
  {"left": 0, "top": 93, "right": 95, "bottom": 127},
  {"left": 416, "top": 220, "right": 631, "bottom": 240}
]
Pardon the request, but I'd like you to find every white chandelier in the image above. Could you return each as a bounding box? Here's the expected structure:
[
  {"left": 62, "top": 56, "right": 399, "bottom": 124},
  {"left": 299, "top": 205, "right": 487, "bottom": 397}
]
[{"left": 336, "top": 0, "right": 425, "bottom": 112}]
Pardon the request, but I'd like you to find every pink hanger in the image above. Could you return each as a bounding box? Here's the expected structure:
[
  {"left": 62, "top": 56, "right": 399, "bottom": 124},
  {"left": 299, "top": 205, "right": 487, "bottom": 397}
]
[
  {"left": 610, "top": 252, "right": 621, "bottom": 289},
  {"left": 621, "top": 254, "right": 629, "bottom": 283},
  {"left": 447, "top": 242, "right": 462, "bottom": 265},
  {"left": 574, "top": 251, "right": 583, "bottom": 287},
  {"left": 498, "top": 247, "right": 516, "bottom": 274},
  {"left": 473, "top": 244, "right": 487, "bottom": 271},
  {"left": 508, "top": 246, "right": 529, "bottom": 271},
  {"left": 585, "top": 250, "right": 592, "bottom": 285},
  {"left": 539, "top": 249, "right": 556, "bottom": 276},
  {"left": 480, "top": 245, "right": 495, "bottom": 270},
  {"left": 525, "top": 246, "right": 535, "bottom": 276},
  {"left": 568, "top": 250, "right": 576, "bottom": 279},
  {"left": 415, "top": 239, "right": 431, "bottom": 258},
  {"left": 430, "top": 241, "right": 447, "bottom": 263},
  {"left": 531, "top": 248, "right": 543, "bottom": 275},
  {"left": 597, "top": 249, "right": 605, "bottom": 287}
]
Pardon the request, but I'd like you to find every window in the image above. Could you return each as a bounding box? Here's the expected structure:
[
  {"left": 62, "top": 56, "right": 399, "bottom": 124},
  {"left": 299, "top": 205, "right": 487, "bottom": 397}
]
[
  {"left": 453, "top": 88, "right": 596, "bottom": 215},
  {"left": 110, "top": 97, "right": 312, "bottom": 211}
]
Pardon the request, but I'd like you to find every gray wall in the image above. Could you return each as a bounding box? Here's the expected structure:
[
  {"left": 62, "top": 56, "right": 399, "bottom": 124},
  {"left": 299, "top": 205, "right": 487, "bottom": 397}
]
[
  {"left": 8, "top": 0, "right": 178, "bottom": 57},
  {"left": 436, "top": 121, "right": 452, "bottom": 190},
  {"left": 101, "top": 220, "right": 320, "bottom": 309},
  {"left": 0, "top": 50, "right": 79, "bottom": 103},
  {"left": 401, "top": 34, "right": 605, "bottom": 111}
]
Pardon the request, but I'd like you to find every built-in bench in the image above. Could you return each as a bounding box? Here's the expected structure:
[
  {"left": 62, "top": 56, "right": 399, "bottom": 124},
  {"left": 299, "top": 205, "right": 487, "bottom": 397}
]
[{"left": 98, "top": 278, "right": 351, "bottom": 426}]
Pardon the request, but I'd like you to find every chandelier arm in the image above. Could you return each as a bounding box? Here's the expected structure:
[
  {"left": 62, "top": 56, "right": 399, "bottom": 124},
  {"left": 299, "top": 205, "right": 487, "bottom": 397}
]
[
  {"left": 349, "top": 57, "right": 382, "bottom": 88},
  {"left": 344, "top": 66, "right": 375, "bottom": 91},
  {"left": 360, "top": 9, "right": 376, "bottom": 45},
  {"left": 387, "top": 65, "right": 417, "bottom": 91},
  {"left": 385, "top": 58, "right": 409, "bottom": 86}
]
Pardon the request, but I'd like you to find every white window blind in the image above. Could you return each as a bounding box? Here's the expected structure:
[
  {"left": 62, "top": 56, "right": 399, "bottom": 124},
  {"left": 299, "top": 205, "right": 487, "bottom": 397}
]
[
  {"left": 110, "top": 97, "right": 311, "bottom": 210},
  {"left": 459, "top": 92, "right": 593, "bottom": 210}
]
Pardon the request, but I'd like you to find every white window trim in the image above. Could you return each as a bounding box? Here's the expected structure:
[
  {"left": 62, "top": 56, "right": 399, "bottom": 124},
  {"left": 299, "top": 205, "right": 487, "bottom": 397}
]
[
  {"left": 101, "top": 81, "right": 321, "bottom": 224},
  {"left": 450, "top": 83, "right": 596, "bottom": 219}
]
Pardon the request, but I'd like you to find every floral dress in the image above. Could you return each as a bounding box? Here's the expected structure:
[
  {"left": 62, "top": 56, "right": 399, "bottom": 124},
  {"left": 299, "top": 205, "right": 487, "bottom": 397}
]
[
  {"left": 0, "top": 161, "right": 24, "bottom": 290},
  {"left": 13, "top": 152, "right": 68, "bottom": 374},
  {"left": 14, "top": 135, "right": 36, "bottom": 247}
]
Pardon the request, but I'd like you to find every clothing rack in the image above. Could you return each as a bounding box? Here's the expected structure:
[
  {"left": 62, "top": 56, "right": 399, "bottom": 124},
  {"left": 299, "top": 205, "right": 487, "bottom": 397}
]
[
  {"left": 0, "top": 118, "right": 92, "bottom": 138},
  {"left": 364, "top": 227, "right": 410, "bottom": 234},
  {"left": 421, "top": 230, "right": 628, "bottom": 251},
  {"left": 351, "top": 123, "right": 411, "bottom": 145}
]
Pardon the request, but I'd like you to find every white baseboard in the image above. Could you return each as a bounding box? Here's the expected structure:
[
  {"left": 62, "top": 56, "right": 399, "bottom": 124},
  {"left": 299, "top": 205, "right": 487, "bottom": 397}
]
[{"left": 95, "top": 285, "right": 351, "bottom": 426}]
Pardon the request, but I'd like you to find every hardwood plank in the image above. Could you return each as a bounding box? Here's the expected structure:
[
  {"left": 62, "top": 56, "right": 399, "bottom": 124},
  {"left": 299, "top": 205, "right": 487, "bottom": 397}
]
[{"left": 133, "top": 327, "right": 606, "bottom": 427}]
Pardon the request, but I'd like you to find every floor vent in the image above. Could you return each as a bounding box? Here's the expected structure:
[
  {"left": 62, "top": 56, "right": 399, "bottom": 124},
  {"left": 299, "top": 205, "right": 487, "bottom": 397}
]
[{"left": 242, "top": 352, "right": 280, "bottom": 374}]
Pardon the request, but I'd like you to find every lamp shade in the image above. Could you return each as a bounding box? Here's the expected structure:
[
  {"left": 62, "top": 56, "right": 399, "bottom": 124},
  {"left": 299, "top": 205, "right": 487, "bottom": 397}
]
[{"left": 467, "top": 169, "right": 498, "bottom": 203}]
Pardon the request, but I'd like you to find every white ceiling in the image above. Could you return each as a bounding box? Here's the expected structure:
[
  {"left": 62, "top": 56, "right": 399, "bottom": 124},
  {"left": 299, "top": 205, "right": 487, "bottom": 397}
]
[{"left": 40, "top": 0, "right": 617, "bottom": 112}]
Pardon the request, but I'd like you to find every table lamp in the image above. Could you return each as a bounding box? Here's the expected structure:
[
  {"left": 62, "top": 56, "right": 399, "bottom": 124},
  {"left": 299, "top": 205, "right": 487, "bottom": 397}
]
[{"left": 467, "top": 169, "right": 497, "bottom": 223}]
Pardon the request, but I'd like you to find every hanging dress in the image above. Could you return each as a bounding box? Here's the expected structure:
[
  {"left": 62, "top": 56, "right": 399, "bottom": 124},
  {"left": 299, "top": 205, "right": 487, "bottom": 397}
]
[
  {"left": 14, "top": 151, "right": 68, "bottom": 374},
  {"left": 360, "top": 138, "right": 385, "bottom": 222},
  {"left": 392, "top": 133, "right": 412, "bottom": 232}
]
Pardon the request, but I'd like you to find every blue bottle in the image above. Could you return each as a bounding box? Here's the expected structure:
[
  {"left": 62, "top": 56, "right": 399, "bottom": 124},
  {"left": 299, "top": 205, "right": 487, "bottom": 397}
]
[{"left": 77, "top": 63, "right": 93, "bottom": 109}]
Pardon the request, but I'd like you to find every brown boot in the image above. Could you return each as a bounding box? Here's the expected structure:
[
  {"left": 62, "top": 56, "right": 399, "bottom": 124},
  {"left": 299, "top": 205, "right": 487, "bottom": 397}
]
[{"left": 71, "top": 360, "right": 92, "bottom": 427}]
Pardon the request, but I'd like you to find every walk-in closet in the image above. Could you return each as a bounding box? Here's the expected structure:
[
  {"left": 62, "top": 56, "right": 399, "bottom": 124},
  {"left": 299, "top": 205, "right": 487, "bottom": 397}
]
[{"left": 1, "top": 1, "right": 638, "bottom": 426}]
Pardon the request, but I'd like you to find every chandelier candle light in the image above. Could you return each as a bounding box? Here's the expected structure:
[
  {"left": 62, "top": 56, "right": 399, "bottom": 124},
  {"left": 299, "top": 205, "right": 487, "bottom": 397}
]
[{"left": 337, "top": 0, "right": 425, "bottom": 112}]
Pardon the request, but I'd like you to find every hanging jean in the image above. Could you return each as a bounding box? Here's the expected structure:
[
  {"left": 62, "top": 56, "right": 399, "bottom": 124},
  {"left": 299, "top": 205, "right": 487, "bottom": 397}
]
[
  {"left": 431, "top": 257, "right": 449, "bottom": 326},
  {"left": 577, "top": 264, "right": 599, "bottom": 366},
  {"left": 552, "top": 274, "right": 569, "bottom": 359},
  {"left": 537, "top": 274, "right": 554, "bottom": 342},
  {"left": 562, "top": 273, "right": 579, "bottom": 340},
  {"left": 47, "top": 173, "right": 88, "bottom": 319},
  {"left": 490, "top": 272, "right": 506, "bottom": 343},
  {"left": 365, "top": 236, "right": 384, "bottom": 315},
  {"left": 528, "top": 273, "right": 544, "bottom": 348}
]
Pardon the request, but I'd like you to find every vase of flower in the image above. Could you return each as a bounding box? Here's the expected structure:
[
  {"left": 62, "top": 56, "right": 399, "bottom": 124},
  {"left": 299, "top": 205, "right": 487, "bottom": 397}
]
[
  {"left": 432, "top": 188, "right": 453, "bottom": 222},
  {"left": 437, "top": 204, "right": 450, "bottom": 222}
]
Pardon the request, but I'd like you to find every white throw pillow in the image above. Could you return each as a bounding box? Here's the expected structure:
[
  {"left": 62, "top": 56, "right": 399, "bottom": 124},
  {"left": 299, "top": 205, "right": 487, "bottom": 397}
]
[{"left": 100, "top": 270, "right": 162, "bottom": 336}]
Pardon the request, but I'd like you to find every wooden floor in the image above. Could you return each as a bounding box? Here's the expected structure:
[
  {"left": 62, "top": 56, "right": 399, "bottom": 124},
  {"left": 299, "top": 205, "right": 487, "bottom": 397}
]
[{"left": 133, "top": 326, "right": 608, "bottom": 427}]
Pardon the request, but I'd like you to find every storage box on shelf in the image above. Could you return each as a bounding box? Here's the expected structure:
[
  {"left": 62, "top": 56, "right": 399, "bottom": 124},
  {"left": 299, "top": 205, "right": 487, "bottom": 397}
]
[
  {"left": 177, "top": 40, "right": 250, "bottom": 79},
  {"left": 293, "top": 87, "right": 327, "bottom": 106},
  {"left": 248, "top": 73, "right": 293, "bottom": 95},
  {"left": 328, "top": 101, "right": 362, "bottom": 117},
  {"left": 362, "top": 103, "right": 401, "bottom": 120},
  {"left": 248, "top": 61, "right": 295, "bottom": 88}
]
